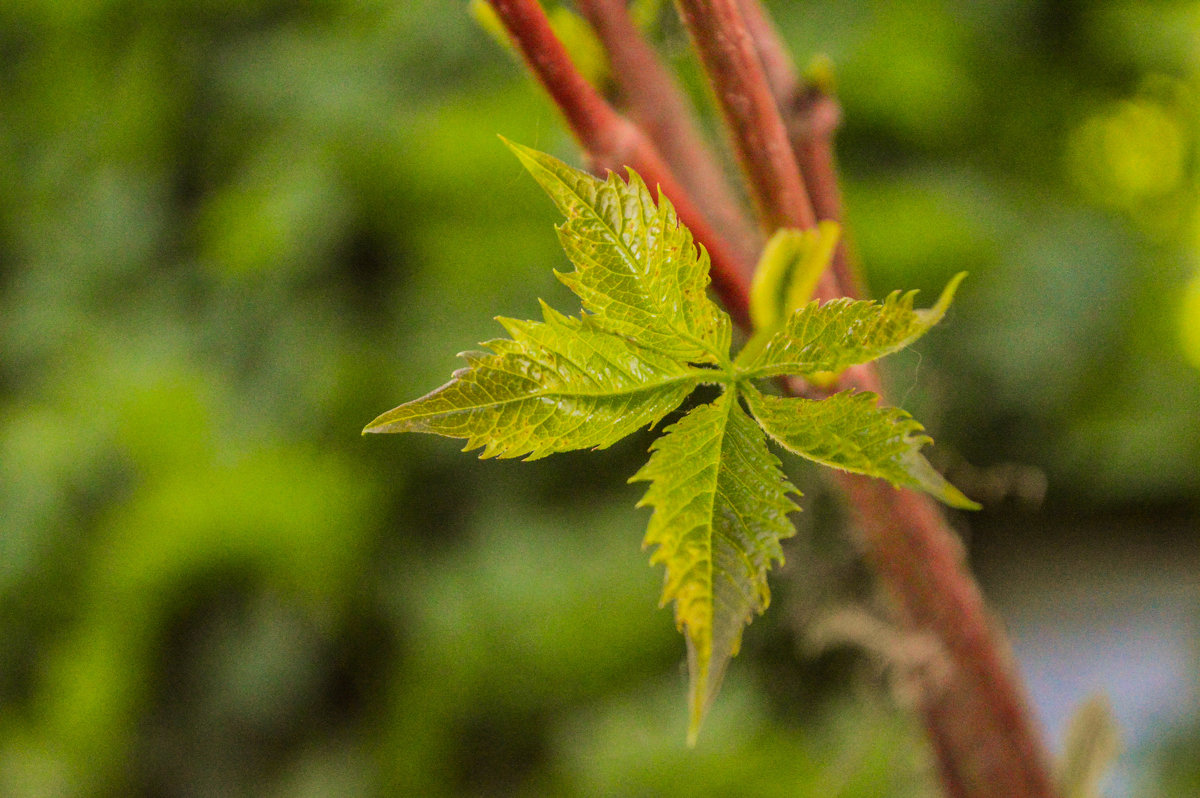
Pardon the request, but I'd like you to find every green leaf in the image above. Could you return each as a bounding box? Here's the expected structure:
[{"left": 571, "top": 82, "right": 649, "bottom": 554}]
[
  {"left": 505, "top": 139, "right": 732, "bottom": 365},
  {"left": 749, "top": 221, "right": 840, "bottom": 333},
  {"left": 363, "top": 303, "right": 700, "bottom": 459},
  {"left": 368, "top": 141, "right": 980, "bottom": 745},
  {"left": 737, "top": 272, "right": 966, "bottom": 378},
  {"left": 630, "top": 389, "right": 800, "bottom": 743},
  {"left": 742, "top": 383, "right": 979, "bottom": 509}
]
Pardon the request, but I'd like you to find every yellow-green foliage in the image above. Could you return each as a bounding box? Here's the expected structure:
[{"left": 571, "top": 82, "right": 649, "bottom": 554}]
[{"left": 368, "top": 144, "right": 973, "bottom": 741}]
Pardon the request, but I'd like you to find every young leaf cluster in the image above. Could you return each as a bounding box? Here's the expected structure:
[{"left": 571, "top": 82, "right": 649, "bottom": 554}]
[{"left": 365, "top": 141, "right": 976, "bottom": 743}]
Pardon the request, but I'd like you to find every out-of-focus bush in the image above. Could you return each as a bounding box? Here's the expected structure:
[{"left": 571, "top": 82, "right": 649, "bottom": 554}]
[{"left": 0, "top": 1, "right": 1196, "bottom": 795}]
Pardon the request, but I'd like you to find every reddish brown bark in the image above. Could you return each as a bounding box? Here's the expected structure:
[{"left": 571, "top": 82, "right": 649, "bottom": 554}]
[
  {"left": 838, "top": 478, "right": 1057, "bottom": 798},
  {"left": 737, "top": 0, "right": 863, "bottom": 296},
  {"left": 575, "top": 0, "right": 761, "bottom": 268},
  {"left": 485, "top": 0, "right": 754, "bottom": 325},
  {"left": 673, "top": 0, "right": 840, "bottom": 302}
]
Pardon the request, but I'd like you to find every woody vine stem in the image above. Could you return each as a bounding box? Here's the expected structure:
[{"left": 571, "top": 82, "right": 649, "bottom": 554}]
[{"left": 484, "top": 1, "right": 1059, "bottom": 796}]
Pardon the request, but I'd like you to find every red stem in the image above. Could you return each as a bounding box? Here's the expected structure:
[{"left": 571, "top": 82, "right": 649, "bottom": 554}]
[
  {"left": 672, "top": 0, "right": 813, "bottom": 231},
  {"left": 735, "top": 0, "right": 798, "bottom": 104},
  {"left": 725, "top": 0, "right": 1058, "bottom": 788},
  {"left": 791, "top": 90, "right": 865, "bottom": 297},
  {"left": 485, "top": 0, "right": 754, "bottom": 326},
  {"left": 672, "top": 0, "right": 839, "bottom": 302},
  {"left": 576, "top": 0, "right": 761, "bottom": 268},
  {"left": 837, "top": 478, "right": 1058, "bottom": 798},
  {"left": 737, "top": 0, "right": 863, "bottom": 296}
]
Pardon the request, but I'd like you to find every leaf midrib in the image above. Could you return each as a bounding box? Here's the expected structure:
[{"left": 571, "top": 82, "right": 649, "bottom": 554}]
[
  {"left": 690, "top": 390, "right": 734, "bottom": 660},
  {"left": 377, "top": 372, "right": 704, "bottom": 426}
]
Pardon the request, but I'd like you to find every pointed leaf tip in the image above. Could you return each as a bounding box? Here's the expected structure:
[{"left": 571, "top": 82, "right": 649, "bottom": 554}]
[
  {"left": 738, "top": 271, "right": 969, "bottom": 379},
  {"left": 923, "top": 271, "right": 968, "bottom": 324},
  {"left": 900, "top": 450, "right": 982, "bottom": 510},
  {"left": 497, "top": 133, "right": 524, "bottom": 157},
  {"left": 507, "top": 140, "right": 732, "bottom": 364},
  {"left": 742, "top": 384, "right": 979, "bottom": 510}
]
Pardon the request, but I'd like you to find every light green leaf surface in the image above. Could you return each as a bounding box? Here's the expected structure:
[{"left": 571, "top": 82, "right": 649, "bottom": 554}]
[
  {"left": 742, "top": 384, "right": 979, "bottom": 509},
  {"left": 630, "top": 390, "right": 800, "bottom": 743},
  {"left": 737, "top": 272, "right": 966, "bottom": 378},
  {"left": 505, "top": 140, "right": 732, "bottom": 365},
  {"left": 364, "top": 303, "right": 700, "bottom": 459}
]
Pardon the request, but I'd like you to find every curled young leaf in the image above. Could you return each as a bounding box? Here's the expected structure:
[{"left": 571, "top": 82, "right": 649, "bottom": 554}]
[{"left": 749, "top": 221, "right": 840, "bottom": 333}]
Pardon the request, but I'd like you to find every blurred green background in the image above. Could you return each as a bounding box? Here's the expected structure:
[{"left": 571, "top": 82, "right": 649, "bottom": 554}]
[{"left": 1, "top": 1, "right": 1197, "bottom": 795}]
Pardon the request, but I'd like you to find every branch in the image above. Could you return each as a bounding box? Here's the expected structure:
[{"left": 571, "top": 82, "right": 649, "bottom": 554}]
[
  {"left": 837, "top": 477, "right": 1059, "bottom": 798},
  {"left": 672, "top": 0, "right": 840, "bottom": 302},
  {"left": 575, "top": 0, "right": 761, "bottom": 268},
  {"left": 737, "top": 0, "right": 863, "bottom": 296},
  {"left": 669, "top": 0, "right": 808, "bottom": 229},
  {"left": 791, "top": 90, "right": 865, "bottom": 297},
  {"left": 734, "top": 0, "right": 797, "bottom": 104},
  {"left": 486, "top": 0, "right": 753, "bottom": 327}
]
